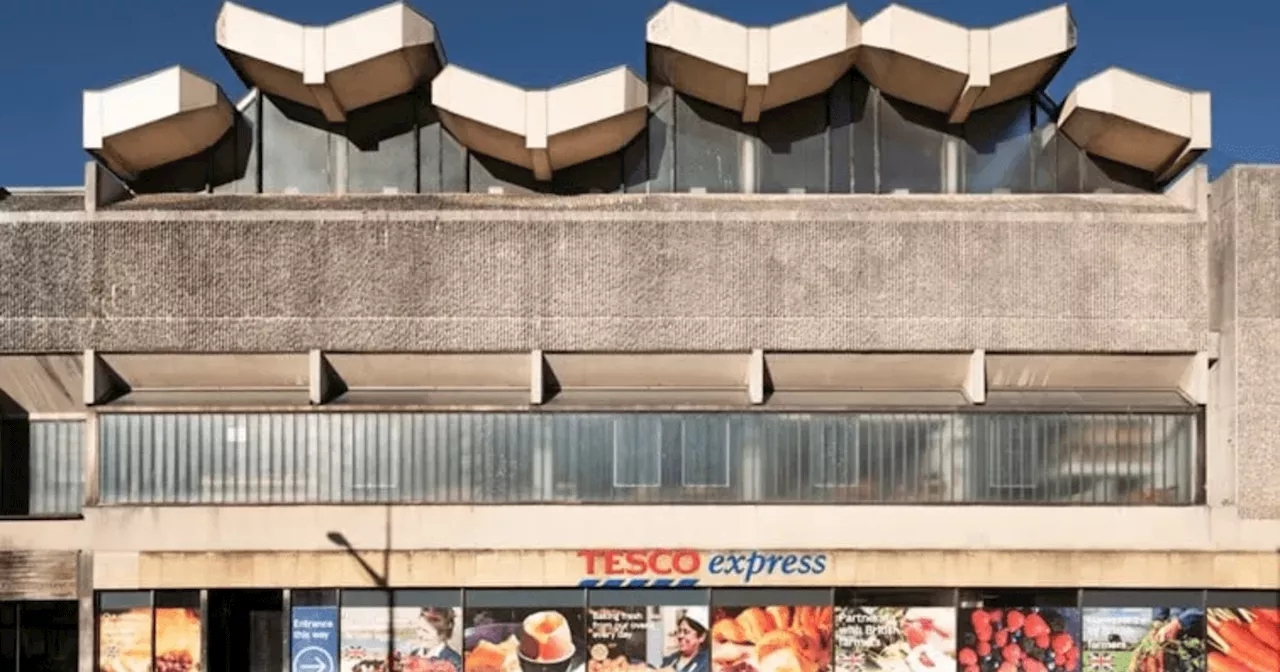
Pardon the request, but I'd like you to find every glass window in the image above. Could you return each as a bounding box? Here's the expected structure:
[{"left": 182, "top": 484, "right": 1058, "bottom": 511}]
[
  {"left": 877, "top": 92, "right": 947, "bottom": 194},
  {"left": 680, "top": 419, "right": 730, "bottom": 487},
  {"left": 963, "top": 98, "right": 1034, "bottom": 193},
  {"left": 98, "top": 412, "right": 1199, "bottom": 505},
  {"left": 674, "top": 95, "right": 745, "bottom": 193},
  {"left": 613, "top": 417, "right": 662, "bottom": 487},
  {"left": 756, "top": 93, "right": 829, "bottom": 194}
]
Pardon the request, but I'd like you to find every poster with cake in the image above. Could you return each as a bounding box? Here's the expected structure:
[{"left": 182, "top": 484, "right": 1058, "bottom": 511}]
[
  {"left": 587, "top": 606, "right": 711, "bottom": 672},
  {"left": 710, "top": 606, "right": 833, "bottom": 672},
  {"left": 463, "top": 606, "right": 586, "bottom": 672},
  {"left": 833, "top": 607, "right": 956, "bottom": 672},
  {"left": 99, "top": 606, "right": 153, "bottom": 672},
  {"left": 155, "top": 607, "right": 202, "bottom": 672}
]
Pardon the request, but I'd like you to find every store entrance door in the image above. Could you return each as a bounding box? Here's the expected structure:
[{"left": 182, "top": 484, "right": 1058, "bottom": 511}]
[{"left": 207, "top": 590, "right": 283, "bottom": 672}]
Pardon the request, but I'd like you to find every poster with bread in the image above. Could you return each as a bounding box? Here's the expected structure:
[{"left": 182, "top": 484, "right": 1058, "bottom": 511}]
[
  {"left": 98, "top": 607, "right": 153, "bottom": 672},
  {"left": 464, "top": 607, "right": 586, "bottom": 672},
  {"left": 155, "top": 608, "right": 202, "bottom": 672},
  {"left": 711, "top": 606, "right": 833, "bottom": 672},
  {"left": 587, "top": 606, "right": 711, "bottom": 672},
  {"left": 833, "top": 607, "right": 955, "bottom": 672}
]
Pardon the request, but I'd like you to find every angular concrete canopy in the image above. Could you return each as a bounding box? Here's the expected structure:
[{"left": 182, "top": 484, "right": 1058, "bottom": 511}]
[
  {"left": 83, "top": 66, "right": 235, "bottom": 180},
  {"left": 859, "top": 4, "right": 1076, "bottom": 123},
  {"left": 215, "top": 1, "right": 443, "bottom": 123},
  {"left": 1058, "top": 68, "right": 1211, "bottom": 183},
  {"left": 646, "top": 2, "right": 860, "bottom": 123},
  {"left": 432, "top": 65, "right": 648, "bottom": 181}
]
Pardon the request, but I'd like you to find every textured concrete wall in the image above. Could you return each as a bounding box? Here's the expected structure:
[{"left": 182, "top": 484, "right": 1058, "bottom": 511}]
[
  {"left": 1212, "top": 166, "right": 1280, "bottom": 519},
  {"left": 0, "top": 193, "right": 1206, "bottom": 353}
]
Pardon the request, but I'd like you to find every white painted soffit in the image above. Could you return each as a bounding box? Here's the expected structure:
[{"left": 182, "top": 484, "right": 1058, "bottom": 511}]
[
  {"left": 215, "top": 1, "right": 443, "bottom": 123},
  {"left": 82, "top": 66, "right": 234, "bottom": 180},
  {"left": 1058, "top": 67, "right": 1212, "bottom": 182},
  {"left": 646, "top": 2, "right": 860, "bottom": 123},
  {"left": 859, "top": 3, "right": 1076, "bottom": 123},
  {"left": 432, "top": 65, "right": 648, "bottom": 181}
]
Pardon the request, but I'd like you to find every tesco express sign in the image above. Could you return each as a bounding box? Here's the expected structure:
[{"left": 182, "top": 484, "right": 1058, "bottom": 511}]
[{"left": 576, "top": 549, "right": 829, "bottom": 587}]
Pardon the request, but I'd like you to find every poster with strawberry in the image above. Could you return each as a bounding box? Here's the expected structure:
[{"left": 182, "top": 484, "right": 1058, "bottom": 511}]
[{"left": 957, "top": 608, "right": 1082, "bottom": 672}]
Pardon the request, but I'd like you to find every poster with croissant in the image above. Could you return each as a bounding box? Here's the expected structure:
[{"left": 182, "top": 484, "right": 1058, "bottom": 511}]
[
  {"left": 463, "top": 607, "right": 586, "bottom": 672},
  {"left": 833, "top": 607, "right": 955, "bottom": 672},
  {"left": 155, "top": 608, "right": 202, "bottom": 672},
  {"left": 587, "top": 606, "right": 711, "bottom": 672},
  {"left": 711, "top": 606, "right": 833, "bottom": 672},
  {"left": 98, "top": 607, "right": 153, "bottom": 672}
]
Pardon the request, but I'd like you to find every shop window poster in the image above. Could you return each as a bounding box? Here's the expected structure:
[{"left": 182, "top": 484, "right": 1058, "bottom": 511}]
[
  {"left": 833, "top": 606, "right": 956, "bottom": 672},
  {"left": 463, "top": 606, "right": 586, "bottom": 672},
  {"left": 1206, "top": 608, "right": 1278, "bottom": 672},
  {"left": 341, "top": 606, "right": 464, "bottom": 672},
  {"left": 98, "top": 606, "right": 153, "bottom": 672},
  {"left": 957, "top": 608, "right": 1081, "bottom": 672},
  {"left": 587, "top": 606, "right": 711, "bottom": 672},
  {"left": 710, "top": 605, "right": 834, "bottom": 672},
  {"left": 155, "top": 607, "right": 202, "bottom": 672},
  {"left": 1081, "top": 608, "right": 1203, "bottom": 672}
]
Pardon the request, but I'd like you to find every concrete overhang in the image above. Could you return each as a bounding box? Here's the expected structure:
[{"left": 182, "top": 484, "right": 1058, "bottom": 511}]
[
  {"left": 215, "top": 1, "right": 444, "bottom": 124},
  {"left": 859, "top": 4, "right": 1076, "bottom": 123},
  {"left": 432, "top": 65, "right": 648, "bottom": 181},
  {"left": 0, "top": 355, "right": 85, "bottom": 415},
  {"left": 763, "top": 352, "right": 979, "bottom": 407},
  {"left": 82, "top": 67, "right": 234, "bottom": 180},
  {"left": 321, "top": 352, "right": 531, "bottom": 406},
  {"left": 986, "top": 354, "right": 1206, "bottom": 408},
  {"left": 90, "top": 352, "right": 310, "bottom": 407},
  {"left": 646, "top": 2, "right": 860, "bottom": 123},
  {"left": 1058, "top": 68, "right": 1211, "bottom": 183}
]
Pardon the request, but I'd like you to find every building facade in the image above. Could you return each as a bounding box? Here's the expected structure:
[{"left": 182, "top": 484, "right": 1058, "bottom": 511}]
[{"left": 0, "top": 3, "right": 1277, "bottom": 672}]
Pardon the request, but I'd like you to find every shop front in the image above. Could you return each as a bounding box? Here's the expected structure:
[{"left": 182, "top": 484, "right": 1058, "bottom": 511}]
[
  {"left": 0, "top": 550, "right": 81, "bottom": 672},
  {"left": 88, "top": 550, "right": 1280, "bottom": 672}
]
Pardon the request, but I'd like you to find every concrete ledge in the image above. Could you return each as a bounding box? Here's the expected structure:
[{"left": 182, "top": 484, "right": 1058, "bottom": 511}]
[{"left": 4, "top": 505, "right": 1264, "bottom": 553}]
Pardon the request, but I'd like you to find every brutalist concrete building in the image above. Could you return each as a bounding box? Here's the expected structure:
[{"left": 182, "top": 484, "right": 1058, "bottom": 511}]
[{"left": 1, "top": 4, "right": 1277, "bottom": 672}]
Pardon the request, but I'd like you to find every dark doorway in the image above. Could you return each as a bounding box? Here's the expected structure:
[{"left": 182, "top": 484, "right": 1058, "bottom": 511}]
[
  {"left": 0, "top": 601, "right": 78, "bottom": 672},
  {"left": 207, "top": 590, "right": 283, "bottom": 672}
]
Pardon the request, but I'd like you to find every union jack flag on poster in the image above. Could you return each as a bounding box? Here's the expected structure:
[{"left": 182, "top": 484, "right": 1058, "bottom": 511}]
[{"left": 1087, "top": 652, "right": 1115, "bottom": 672}]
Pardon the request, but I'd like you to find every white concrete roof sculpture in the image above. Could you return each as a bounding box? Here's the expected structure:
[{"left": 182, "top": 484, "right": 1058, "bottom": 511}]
[
  {"left": 82, "top": 66, "right": 234, "bottom": 179},
  {"left": 432, "top": 65, "right": 649, "bottom": 181},
  {"left": 1058, "top": 68, "right": 1211, "bottom": 183},
  {"left": 215, "top": 1, "right": 444, "bottom": 123}
]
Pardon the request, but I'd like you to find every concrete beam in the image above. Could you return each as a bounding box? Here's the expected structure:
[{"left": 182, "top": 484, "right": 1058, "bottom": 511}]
[
  {"left": 964, "top": 349, "right": 986, "bottom": 404},
  {"left": 530, "top": 350, "right": 546, "bottom": 405},
  {"left": 948, "top": 30, "right": 990, "bottom": 124},
  {"left": 83, "top": 161, "right": 130, "bottom": 213},
  {"left": 748, "top": 348, "right": 766, "bottom": 404},
  {"left": 1179, "top": 351, "right": 1210, "bottom": 405},
  {"left": 308, "top": 349, "right": 343, "bottom": 405}
]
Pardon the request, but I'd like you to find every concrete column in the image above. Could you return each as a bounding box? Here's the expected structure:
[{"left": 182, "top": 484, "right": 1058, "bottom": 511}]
[
  {"left": 77, "top": 551, "right": 95, "bottom": 672},
  {"left": 83, "top": 412, "right": 100, "bottom": 507}
]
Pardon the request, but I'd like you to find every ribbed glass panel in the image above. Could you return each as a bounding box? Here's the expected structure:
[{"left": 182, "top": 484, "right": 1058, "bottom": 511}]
[
  {"left": 97, "top": 412, "right": 1199, "bottom": 505},
  {"left": 27, "top": 421, "right": 84, "bottom": 515}
]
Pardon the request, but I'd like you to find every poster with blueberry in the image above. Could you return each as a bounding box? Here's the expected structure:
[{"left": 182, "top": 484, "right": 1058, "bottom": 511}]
[{"left": 957, "top": 608, "right": 1082, "bottom": 672}]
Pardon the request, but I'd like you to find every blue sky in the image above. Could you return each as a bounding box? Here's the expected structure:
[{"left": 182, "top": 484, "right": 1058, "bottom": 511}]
[{"left": 0, "top": 0, "right": 1272, "bottom": 186}]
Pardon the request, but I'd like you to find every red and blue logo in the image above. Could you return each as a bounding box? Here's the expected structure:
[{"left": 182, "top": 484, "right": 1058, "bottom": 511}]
[{"left": 575, "top": 549, "right": 828, "bottom": 588}]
